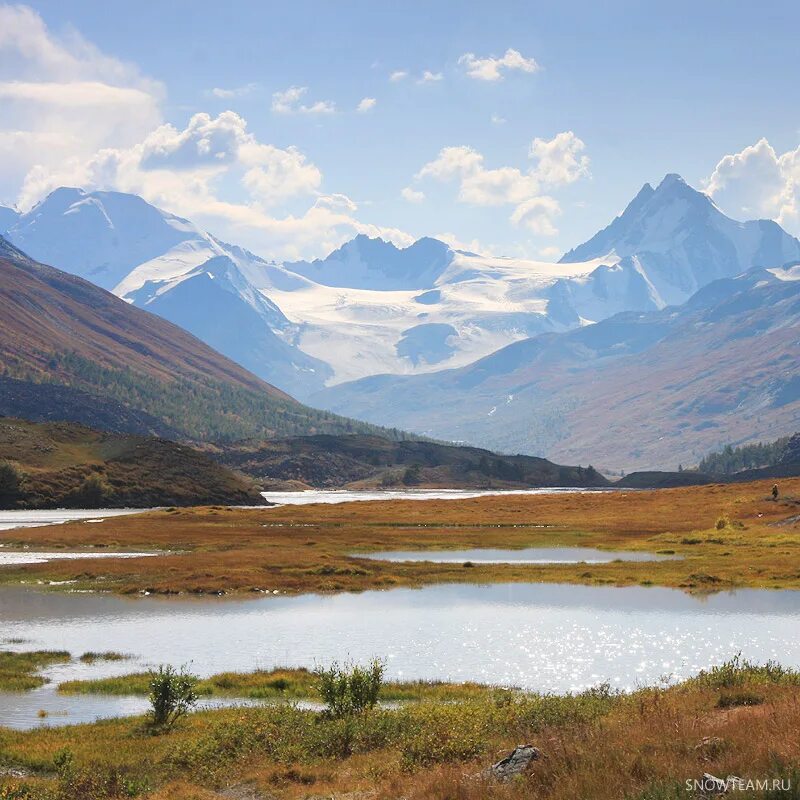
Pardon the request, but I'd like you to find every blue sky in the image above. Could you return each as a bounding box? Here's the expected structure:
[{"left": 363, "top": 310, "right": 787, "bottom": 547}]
[{"left": 1, "top": 0, "right": 799, "bottom": 260}]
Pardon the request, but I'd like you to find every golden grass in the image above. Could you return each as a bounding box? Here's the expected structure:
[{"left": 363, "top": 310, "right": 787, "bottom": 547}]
[
  {"left": 58, "top": 666, "right": 499, "bottom": 703},
  {"left": 1, "top": 661, "right": 799, "bottom": 800},
  {"left": 0, "top": 477, "right": 799, "bottom": 596}
]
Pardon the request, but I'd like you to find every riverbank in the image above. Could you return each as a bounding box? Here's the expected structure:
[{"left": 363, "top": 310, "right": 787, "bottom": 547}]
[
  {"left": 0, "top": 477, "right": 798, "bottom": 595},
  {"left": 1, "top": 658, "right": 798, "bottom": 800}
]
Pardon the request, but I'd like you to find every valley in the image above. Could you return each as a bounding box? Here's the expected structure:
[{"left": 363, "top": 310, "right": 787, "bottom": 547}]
[
  {"left": 1, "top": 480, "right": 799, "bottom": 799},
  {"left": 1, "top": 477, "right": 797, "bottom": 596},
  {"left": 4, "top": 174, "right": 799, "bottom": 471},
  {"left": 1, "top": 5, "right": 798, "bottom": 799}
]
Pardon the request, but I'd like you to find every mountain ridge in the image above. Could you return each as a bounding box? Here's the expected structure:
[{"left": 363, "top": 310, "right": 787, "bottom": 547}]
[
  {"left": 312, "top": 265, "right": 800, "bottom": 470},
  {"left": 6, "top": 175, "right": 800, "bottom": 402},
  {"left": 0, "top": 235, "right": 403, "bottom": 443}
]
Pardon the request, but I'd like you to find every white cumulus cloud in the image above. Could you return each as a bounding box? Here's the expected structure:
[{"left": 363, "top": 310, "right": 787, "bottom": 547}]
[
  {"left": 356, "top": 96, "right": 376, "bottom": 113},
  {"left": 529, "top": 131, "right": 590, "bottom": 186},
  {"left": 0, "top": 4, "right": 163, "bottom": 203},
  {"left": 418, "top": 70, "right": 443, "bottom": 84},
  {"left": 208, "top": 83, "right": 257, "bottom": 99},
  {"left": 705, "top": 137, "right": 800, "bottom": 232},
  {"left": 510, "top": 196, "right": 561, "bottom": 236},
  {"left": 271, "top": 85, "right": 335, "bottom": 115},
  {"left": 401, "top": 186, "right": 425, "bottom": 203},
  {"left": 413, "top": 132, "right": 588, "bottom": 236},
  {"left": 389, "top": 70, "right": 408, "bottom": 82},
  {"left": 458, "top": 48, "right": 539, "bottom": 81}
]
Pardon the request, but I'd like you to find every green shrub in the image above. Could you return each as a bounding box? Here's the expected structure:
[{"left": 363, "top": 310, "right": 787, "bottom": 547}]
[
  {"left": 692, "top": 655, "right": 800, "bottom": 689},
  {"left": 53, "top": 748, "right": 149, "bottom": 799},
  {"left": 69, "top": 472, "right": 114, "bottom": 507},
  {"left": 0, "top": 460, "right": 23, "bottom": 504},
  {"left": 315, "top": 658, "right": 384, "bottom": 717},
  {"left": 399, "top": 701, "right": 491, "bottom": 766},
  {"left": 716, "top": 690, "right": 764, "bottom": 708},
  {"left": 147, "top": 665, "right": 199, "bottom": 731},
  {"left": 402, "top": 464, "right": 422, "bottom": 485}
]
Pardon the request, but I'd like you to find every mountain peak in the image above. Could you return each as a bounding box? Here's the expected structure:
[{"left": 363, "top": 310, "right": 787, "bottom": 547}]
[
  {"left": 558, "top": 173, "right": 800, "bottom": 305},
  {"left": 33, "top": 186, "right": 87, "bottom": 211},
  {"left": 283, "top": 234, "right": 453, "bottom": 290},
  {"left": 7, "top": 186, "right": 200, "bottom": 290},
  {"left": 656, "top": 173, "right": 686, "bottom": 189}
]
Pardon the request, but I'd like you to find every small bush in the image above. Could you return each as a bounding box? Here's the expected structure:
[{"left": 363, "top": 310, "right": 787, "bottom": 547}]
[
  {"left": 315, "top": 658, "right": 384, "bottom": 717},
  {"left": 0, "top": 460, "right": 24, "bottom": 504},
  {"left": 400, "top": 701, "right": 491, "bottom": 766},
  {"left": 147, "top": 665, "right": 199, "bottom": 731},
  {"left": 402, "top": 464, "right": 422, "bottom": 485},
  {"left": 53, "top": 748, "right": 149, "bottom": 799},
  {"left": 692, "top": 655, "right": 800, "bottom": 689},
  {"left": 716, "top": 690, "right": 764, "bottom": 708},
  {"left": 71, "top": 472, "right": 114, "bottom": 507}
]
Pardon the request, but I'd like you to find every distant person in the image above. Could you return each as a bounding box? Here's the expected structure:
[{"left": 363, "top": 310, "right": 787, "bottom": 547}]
[{"left": 772, "top": 484, "right": 779, "bottom": 500}]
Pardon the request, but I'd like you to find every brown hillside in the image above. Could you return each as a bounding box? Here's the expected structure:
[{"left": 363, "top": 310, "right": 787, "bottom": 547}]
[
  {"left": 0, "top": 239, "right": 284, "bottom": 397},
  {"left": 0, "top": 238, "right": 396, "bottom": 442}
]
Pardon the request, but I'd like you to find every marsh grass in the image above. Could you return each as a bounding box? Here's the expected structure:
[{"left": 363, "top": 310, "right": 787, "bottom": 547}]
[
  {"left": 2, "top": 659, "right": 799, "bottom": 800},
  {"left": 58, "top": 667, "right": 497, "bottom": 703},
  {"left": 78, "top": 652, "right": 130, "bottom": 664},
  {"left": 0, "top": 650, "right": 70, "bottom": 691},
  {"left": 2, "top": 477, "right": 799, "bottom": 597},
  {"left": 689, "top": 654, "right": 800, "bottom": 689}
]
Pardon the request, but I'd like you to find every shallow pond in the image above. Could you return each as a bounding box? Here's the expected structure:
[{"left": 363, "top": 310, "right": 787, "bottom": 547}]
[
  {"left": 1, "top": 582, "right": 798, "bottom": 729},
  {"left": 0, "top": 550, "right": 160, "bottom": 566},
  {"left": 0, "top": 508, "right": 148, "bottom": 532},
  {"left": 356, "top": 547, "right": 680, "bottom": 564},
  {"left": 261, "top": 487, "right": 618, "bottom": 505}
]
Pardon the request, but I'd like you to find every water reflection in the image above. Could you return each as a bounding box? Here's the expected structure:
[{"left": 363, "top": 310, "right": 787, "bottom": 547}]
[
  {"left": 261, "top": 487, "right": 618, "bottom": 505},
  {"left": 0, "top": 508, "right": 147, "bottom": 532},
  {"left": 1, "top": 582, "right": 798, "bottom": 728}
]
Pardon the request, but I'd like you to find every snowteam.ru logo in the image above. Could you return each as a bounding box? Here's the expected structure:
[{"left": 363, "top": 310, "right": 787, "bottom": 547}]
[{"left": 686, "top": 775, "right": 791, "bottom": 793}]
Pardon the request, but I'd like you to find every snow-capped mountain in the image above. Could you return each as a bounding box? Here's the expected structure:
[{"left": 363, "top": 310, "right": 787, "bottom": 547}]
[
  {"left": 312, "top": 265, "right": 800, "bottom": 470},
  {"left": 556, "top": 173, "right": 800, "bottom": 315},
  {"left": 0, "top": 204, "right": 18, "bottom": 233},
  {"left": 5, "top": 188, "right": 330, "bottom": 398},
  {"left": 6, "top": 175, "right": 800, "bottom": 402},
  {"left": 8, "top": 188, "right": 202, "bottom": 290},
  {"left": 247, "top": 238, "right": 600, "bottom": 384},
  {"left": 283, "top": 235, "right": 454, "bottom": 290}
]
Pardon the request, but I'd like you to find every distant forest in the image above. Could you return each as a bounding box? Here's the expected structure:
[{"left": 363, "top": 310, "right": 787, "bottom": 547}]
[
  {"left": 698, "top": 436, "right": 794, "bottom": 475},
  {"left": 0, "top": 351, "right": 413, "bottom": 444}
]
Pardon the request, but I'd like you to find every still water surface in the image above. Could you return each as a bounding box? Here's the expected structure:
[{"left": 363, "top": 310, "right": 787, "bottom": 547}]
[
  {"left": 261, "top": 488, "right": 617, "bottom": 505},
  {"left": 1, "top": 582, "right": 798, "bottom": 729},
  {"left": 0, "top": 508, "right": 147, "bottom": 531}
]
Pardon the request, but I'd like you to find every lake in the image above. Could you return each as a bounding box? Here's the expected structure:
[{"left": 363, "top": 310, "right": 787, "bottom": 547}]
[
  {"left": 0, "top": 508, "right": 147, "bottom": 532},
  {"left": 261, "top": 487, "right": 619, "bottom": 505},
  {"left": 2, "top": 582, "right": 798, "bottom": 729}
]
